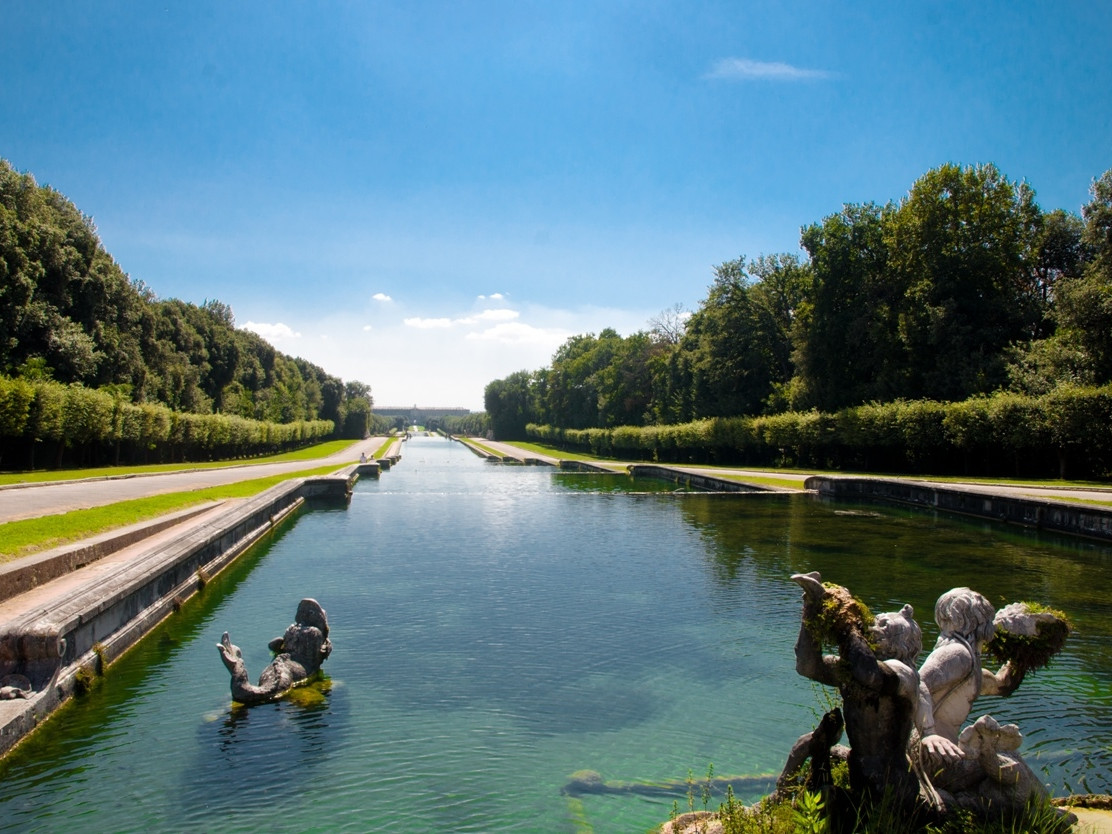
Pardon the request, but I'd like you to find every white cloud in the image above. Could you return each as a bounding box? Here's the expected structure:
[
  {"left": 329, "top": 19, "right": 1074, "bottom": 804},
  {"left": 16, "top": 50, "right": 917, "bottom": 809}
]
[
  {"left": 406, "top": 309, "right": 520, "bottom": 328},
  {"left": 457, "top": 308, "right": 520, "bottom": 325},
  {"left": 372, "top": 292, "right": 392, "bottom": 302},
  {"left": 478, "top": 292, "right": 505, "bottom": 301},
  {"left": 476, "top": 308, "right": 518, "bottom": 321},
  {"left": 237, "top": 301, "right": 656, "bottom": 411},
  {"left": 404, "top": 316, "right": 454, "bottom": 329},
  {"left": 466, "top": 321, "right": 569, "bottom": 346},
  {"left": 242, "top": 321, "right": 302, "bottom": 341},
  {"left": 705, "top": 58, "right": 831, "bottom": 81}
]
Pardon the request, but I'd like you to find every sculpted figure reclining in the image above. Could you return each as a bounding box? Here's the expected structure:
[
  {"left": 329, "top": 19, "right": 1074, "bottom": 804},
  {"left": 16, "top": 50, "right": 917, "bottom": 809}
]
[{"left": 218, "top": 598, "right": 332, "bottom": 705}]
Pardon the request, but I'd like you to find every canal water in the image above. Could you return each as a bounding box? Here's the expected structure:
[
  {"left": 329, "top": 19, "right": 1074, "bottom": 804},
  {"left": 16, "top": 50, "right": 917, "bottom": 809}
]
[{"left": 1, "top": 434, "right": 1109, "bottom": 832}]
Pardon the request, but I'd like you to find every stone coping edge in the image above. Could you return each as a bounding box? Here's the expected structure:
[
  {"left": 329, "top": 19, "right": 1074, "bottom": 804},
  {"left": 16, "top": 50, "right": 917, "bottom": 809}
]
[{"left": 0, "top": 502, "right": 224, "bottom": 605}]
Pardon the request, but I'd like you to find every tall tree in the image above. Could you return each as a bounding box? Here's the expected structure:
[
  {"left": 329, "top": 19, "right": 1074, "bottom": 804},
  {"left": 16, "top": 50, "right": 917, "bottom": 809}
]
[
  {"left": 682, "top": 257, "right": 802, "bottom": 417},
  {"left": 886, "top": 163, "right": 1042, "bottom": 401},
  {"left": 794, "top": 202, "right": 901, "bottom": 411},
  {"left": 1055, "top": 169, "right": 1112, "bottom": 382},
  {"left": 484, "top": 370, "right": 535, "bottom": 439}
]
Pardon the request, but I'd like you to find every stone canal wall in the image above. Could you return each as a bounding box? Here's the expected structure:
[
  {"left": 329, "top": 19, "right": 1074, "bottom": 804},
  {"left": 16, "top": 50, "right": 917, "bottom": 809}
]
[
  {"left": 0, "top": 471, "right": 356, "bottom": 757},
  {"left": 627, "top": 465, "right": 769, "bottom": 493},
  {"left": 807, "top": 476, "right": 1112, "bottom": 542}
]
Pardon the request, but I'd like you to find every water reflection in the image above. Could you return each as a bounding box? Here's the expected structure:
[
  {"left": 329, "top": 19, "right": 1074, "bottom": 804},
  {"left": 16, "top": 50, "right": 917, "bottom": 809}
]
[{"left": 0, "top": 435, "right": 1108, "bottom": 834}]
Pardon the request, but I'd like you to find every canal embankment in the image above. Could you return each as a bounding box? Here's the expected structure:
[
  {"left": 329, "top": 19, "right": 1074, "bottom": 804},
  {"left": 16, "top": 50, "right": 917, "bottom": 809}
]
[
  {"left": 0, "top": 469, "right": 358, "bottom": 757},
  {"left": 808, "top": 475, "right": 1112, "bottom": 543}
]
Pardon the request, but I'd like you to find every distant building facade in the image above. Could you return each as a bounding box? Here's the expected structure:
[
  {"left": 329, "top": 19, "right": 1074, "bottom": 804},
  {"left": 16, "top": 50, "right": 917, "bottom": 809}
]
[{"left": 373, "top": 406, "right": 471, "bottom": 425}]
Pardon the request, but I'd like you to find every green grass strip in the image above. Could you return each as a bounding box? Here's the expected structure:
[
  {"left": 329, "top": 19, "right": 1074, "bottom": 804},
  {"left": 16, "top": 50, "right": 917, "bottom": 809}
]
[
  {"left": 0, "top": 464, "right": 341, "bottom": 564},
  {"left": 0, "top": 439, "right": 364, "bottom": 487}
]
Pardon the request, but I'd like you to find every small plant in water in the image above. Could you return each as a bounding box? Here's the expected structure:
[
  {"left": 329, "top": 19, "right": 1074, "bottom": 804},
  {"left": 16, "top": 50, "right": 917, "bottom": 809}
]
[{"left": 73, "top": 664, "right": 96, "bottom": 695}]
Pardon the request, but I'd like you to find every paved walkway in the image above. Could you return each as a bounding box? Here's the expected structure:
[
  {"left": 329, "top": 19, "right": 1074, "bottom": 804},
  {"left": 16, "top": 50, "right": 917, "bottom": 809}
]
[{"left": 0, "top": 437, "right": 387, "bottom": 523}]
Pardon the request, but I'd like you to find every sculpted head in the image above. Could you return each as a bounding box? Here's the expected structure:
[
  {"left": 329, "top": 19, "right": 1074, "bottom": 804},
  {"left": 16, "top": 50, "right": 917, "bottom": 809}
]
[
  {"left": 935, "top": 587, "right": 996, "bottom": 644},
  {"left": 871, "top": 604, "right": 922, "bottom": 665}
]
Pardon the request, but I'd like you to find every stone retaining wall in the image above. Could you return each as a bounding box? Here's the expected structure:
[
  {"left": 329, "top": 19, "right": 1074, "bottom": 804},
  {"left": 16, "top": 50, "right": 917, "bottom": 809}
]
[{"left": 806, "top": 476, "right": 1112, "bottom": 542}]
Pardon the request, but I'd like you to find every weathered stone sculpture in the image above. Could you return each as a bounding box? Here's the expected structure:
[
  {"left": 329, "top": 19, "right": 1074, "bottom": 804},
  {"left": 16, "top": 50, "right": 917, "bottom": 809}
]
[
  {"left": 790, "top": 572, "right": 929, "bottom": 820},
  {"left": 217, "top": 598, "right": 332, "bottom": 705},
  {"left": 0, "top": 674, "right": 32, "bottom": 700},
  {"left": 916, "top": 589, "right": 1070, "bottom": 820}
]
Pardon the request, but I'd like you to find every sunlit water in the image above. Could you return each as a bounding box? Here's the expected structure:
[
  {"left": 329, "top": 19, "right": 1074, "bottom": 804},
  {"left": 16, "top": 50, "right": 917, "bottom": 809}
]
[{"left": 1, "top": 434, "right": 1109, "bottom": 832}]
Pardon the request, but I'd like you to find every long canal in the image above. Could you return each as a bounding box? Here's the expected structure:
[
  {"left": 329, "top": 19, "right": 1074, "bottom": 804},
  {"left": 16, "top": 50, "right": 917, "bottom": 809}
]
[{"left": 0, "top": 434, "right": 1109, "bottom": 832}]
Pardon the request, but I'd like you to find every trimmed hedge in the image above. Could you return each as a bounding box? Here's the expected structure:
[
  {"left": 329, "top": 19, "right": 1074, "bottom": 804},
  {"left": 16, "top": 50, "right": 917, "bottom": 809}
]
[
  {"left": 526, "top": 384, "right": 1112, "bottom": 479},
  {"left": 0, "top": 376, "right": 334, "bottom": 469}
]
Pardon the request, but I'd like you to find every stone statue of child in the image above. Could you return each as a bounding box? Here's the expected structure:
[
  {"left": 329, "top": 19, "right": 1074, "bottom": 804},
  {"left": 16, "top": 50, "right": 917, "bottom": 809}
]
[
  {"left": 915, "top": 587, "right": 1060, "bottom": 820},
  {"left": 791, "top": 572, "right": 929, "bottom": 815},
  {"left": 917, "top": 587, "right": 1024, "bottom": 760}
]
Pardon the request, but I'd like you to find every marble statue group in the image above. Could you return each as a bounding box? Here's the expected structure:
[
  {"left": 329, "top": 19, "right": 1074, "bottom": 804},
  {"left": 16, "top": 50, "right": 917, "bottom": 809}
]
[{"left": 786, "top": 572, "right": 1071, "bottom": 827}]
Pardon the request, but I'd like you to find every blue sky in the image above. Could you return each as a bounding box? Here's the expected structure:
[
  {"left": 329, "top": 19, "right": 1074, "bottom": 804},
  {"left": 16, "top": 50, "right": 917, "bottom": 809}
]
[{"left": 2, "top": 2, "right": 1110, "bottom": 410}]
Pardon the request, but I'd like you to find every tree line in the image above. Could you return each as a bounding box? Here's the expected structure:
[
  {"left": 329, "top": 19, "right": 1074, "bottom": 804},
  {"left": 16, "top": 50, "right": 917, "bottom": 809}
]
[
  {"left": 484, "top": 163, "right": 1112, "bottom": 478},
  {"left": 0, "top": 158, "right": 389, "bottom": 469}
]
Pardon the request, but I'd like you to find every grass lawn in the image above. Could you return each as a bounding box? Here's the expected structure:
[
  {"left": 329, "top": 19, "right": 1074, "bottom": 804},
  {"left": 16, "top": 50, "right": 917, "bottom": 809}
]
[
  {"left": 0, "top": 463, "right": 341, "bottom": 564},
  {"left": 0, "top": 439, "right": 364, "bottom": 487}
]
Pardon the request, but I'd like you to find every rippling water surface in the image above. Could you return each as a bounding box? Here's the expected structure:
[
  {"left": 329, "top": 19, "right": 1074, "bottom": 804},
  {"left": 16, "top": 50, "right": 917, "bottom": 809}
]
[{"left": 1, "top": 434, "right": 1109, "bottom": 832}]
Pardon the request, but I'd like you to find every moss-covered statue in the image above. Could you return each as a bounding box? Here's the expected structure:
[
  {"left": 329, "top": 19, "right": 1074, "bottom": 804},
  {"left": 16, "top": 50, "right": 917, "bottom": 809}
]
[
  {"left": 786, "top": 575, "right": 1073, "bottom": 830},
  {"left": 789, "top": 571, "right": 936, "bottom": 825},
  {"left": 217, "top": 598, "right": 332, "bottom": 705}
]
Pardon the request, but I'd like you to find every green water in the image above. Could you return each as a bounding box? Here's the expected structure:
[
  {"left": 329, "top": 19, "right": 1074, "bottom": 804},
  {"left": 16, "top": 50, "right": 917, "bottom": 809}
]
[{"left": 1, "top": 434, "right": 1109, "bottom": 832}]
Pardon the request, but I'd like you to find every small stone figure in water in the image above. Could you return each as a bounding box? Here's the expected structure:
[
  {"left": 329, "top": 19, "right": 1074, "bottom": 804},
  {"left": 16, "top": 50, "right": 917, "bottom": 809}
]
[
  {"left": 790, "top": 571, "right": 931, "bottom": 821},
  {"left": 217, "top": 598, "right": 332, "bottom": 705}
]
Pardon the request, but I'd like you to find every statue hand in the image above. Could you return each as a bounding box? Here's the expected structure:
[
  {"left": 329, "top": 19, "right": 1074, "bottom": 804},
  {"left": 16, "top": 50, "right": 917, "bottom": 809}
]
[
  {"left": 921, "top": 733, "right": 964, "bottom": 768},
  {"left": 791, "top": 572, "right": 825, "bottom": 607}
]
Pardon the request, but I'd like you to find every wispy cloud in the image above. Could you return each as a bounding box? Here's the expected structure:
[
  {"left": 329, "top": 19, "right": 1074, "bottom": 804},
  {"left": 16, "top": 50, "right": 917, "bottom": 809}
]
[
  {"left": 457, "top": 308, "right": 520, "bottom": 325},
  {"left": 705, "top": 57, "right": 831, "bottom": 81},
  {"left": 478, "top": 292, "right": 505, "bottom": 301},
  {"left": 243, "top": 321, "right": 301, "bottom": 341},
  {"left": 405, "top": 308, "right": 520, "bottom": 329},
  {"left": 404, "top": 317, "right": 454, "bottom": 329},
  {"left": 466, "top": 321, "right": 570, "bottom": 346}
]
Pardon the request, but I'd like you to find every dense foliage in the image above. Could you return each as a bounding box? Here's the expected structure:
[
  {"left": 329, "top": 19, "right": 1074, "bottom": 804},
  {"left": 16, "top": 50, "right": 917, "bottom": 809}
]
[
  {"left": 485, "top": 164, "right": 1112, "bottom": 478},
  {"left": 526, "top": 384, "right": 1112, "bottom": 479},
  {"left": 429, "top": 411, "right": 491, "bottom": 436},
  {"left": 0, "top": 158, "right": 384, "bottom": 467}
]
